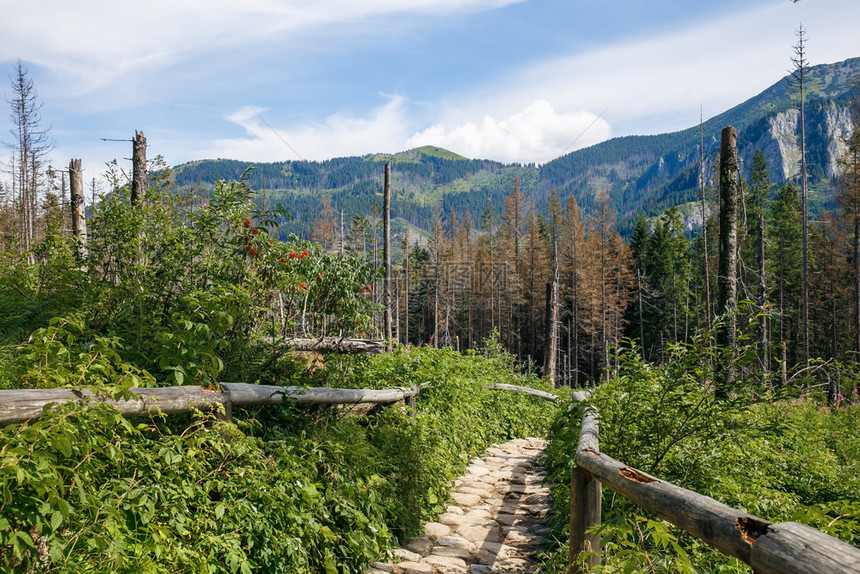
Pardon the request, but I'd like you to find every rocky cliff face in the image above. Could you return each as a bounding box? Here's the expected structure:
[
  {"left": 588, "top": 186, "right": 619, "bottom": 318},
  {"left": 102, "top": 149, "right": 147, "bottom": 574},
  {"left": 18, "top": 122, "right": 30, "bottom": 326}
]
[{"left": 740, "top": 101, "right": 854, "bottom": 187}]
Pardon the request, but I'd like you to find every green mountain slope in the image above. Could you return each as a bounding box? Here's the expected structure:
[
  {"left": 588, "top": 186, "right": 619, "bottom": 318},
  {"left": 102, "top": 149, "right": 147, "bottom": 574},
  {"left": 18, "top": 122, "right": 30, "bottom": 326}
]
[{"left": 173, "top": 57, "right": 859, "bottom": 238}]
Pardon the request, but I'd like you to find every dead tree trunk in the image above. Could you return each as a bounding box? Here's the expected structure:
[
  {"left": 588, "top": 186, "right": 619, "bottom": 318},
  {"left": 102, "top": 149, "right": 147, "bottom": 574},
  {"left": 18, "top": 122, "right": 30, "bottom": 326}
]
[
  {"left": 716, "top": 126, "right": 739, "bottom": 398},
  {"left": 855, "top": 215, "right": 860, "bottom": 357},
  {"left": 700, "top": 113, "right": 713, "bottom": 332},
  {"left": 131, "top": 131, "right": 146, "bottom": 205},
  {"left": 68, "top": 159, "right": 88, "bottom": 260},
  {"left": 758, "top": 211, "right": 769, "bottom": 373},
  {"left": 543, "top": 281, "right": 559, "bottom": 385},
  {"left": 383, "top": 162, "right": 393, "bottom": 341}
]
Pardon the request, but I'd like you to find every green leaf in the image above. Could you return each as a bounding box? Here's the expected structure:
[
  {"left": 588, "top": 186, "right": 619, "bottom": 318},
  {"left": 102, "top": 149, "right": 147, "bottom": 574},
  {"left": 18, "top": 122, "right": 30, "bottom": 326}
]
[{"left": 51, "top": 510, "right": 63, "bottom": 531}]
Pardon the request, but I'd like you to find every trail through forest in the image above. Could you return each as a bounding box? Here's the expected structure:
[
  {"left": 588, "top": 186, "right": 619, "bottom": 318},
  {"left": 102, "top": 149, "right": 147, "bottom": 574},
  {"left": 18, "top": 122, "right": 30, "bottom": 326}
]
[{"left": 370, "top": 437, "right": 550, "bottom": 574}]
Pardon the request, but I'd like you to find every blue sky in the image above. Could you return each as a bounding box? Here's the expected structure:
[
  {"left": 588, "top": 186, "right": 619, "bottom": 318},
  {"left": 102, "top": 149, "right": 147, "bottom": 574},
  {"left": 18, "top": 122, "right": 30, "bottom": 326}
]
[{"left": 1, "top": 0, "right": 859, "bottom": 183}]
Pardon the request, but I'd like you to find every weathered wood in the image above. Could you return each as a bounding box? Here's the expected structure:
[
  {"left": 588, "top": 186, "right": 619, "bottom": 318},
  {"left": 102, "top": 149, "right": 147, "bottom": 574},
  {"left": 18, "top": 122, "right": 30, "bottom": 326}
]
[
  {"left": 383, "top": 162, "right": 393, "bottom": 341},
  {"left": 569, "top": 390, "right": 601, "bottom": 573},
  {"left": 280, "top": 337, "right": 386, "bottom": 354},
  {"left": 569, "top": 466, "right": 601, "bottom": 573},
  {"left": 751, "top": 521, "right": 860, "bottom": 574},
  {"left": 131, "top": 131, "right": 146, "bottom": 205},
  {"left": 543, "top": 281, "right": 559, "bottom": 384},
  {"left": 0, "top": 384, "right": 421, "bottom": 426},
  {"left": 568, "top": 386, "right": 860, "bottom": 574},
  {"left": 0, "top": 386, "right": 228, "bottom": 426},
  {"left": 575, "top": 448, "right": 772, "bottom": 565},
  {"left": 716, "top": 125, "right": 739, "bottom": 397},
  {"left": 222, "top": 383, "right": 418, "bottom": 406},
  {"left": 484, "top": 383, "right": 557, "bottom": 401},
  {"left": 575, "top": 405, "right": 599, "bottom": 457},
  {"left": 68, "top": 158, "right": 88, "bottom": 260}
]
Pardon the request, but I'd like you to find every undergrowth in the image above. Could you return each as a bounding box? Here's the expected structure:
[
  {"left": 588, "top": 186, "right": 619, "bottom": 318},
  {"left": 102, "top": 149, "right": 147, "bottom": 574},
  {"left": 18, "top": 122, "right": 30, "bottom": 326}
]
[
  {"left": 539, "top": 339, "right": 860, "bottom": 573},
  {"left": 0, "top": 342, "right": 562, "bottom": 573}
]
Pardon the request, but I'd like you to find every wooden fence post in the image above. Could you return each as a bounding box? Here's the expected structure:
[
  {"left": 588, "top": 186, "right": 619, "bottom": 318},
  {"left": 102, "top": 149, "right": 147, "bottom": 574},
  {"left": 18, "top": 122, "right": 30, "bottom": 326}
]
[
  {"left": 570, "top": 391, "right": 601, "bottom": 572},
  {"left": 569, "top": 467, "right": 602, "bottom": 573}
]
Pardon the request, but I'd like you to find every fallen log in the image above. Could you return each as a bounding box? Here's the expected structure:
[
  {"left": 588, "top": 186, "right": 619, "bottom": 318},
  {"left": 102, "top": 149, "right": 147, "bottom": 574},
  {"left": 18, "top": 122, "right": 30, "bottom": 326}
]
[{"left": 279, "top": 337, "right": 386, "bottom": 354}]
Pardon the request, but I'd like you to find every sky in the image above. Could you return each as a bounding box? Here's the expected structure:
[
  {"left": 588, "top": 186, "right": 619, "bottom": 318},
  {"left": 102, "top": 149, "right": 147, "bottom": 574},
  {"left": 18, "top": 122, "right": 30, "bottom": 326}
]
[{"left": 1, "top": 0, "right": 859, "bottom": 182}]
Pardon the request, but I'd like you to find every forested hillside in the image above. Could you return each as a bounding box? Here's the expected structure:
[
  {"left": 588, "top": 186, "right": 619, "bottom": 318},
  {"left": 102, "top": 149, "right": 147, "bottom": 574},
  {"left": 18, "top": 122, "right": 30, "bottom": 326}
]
[{"left": 173, "top": 57, "right": 860, "bottom": 237}]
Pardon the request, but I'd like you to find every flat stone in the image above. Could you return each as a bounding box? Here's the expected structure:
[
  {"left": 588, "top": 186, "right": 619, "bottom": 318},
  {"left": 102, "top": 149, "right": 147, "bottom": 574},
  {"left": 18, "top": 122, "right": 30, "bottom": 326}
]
[
  {"left": 465, "top": 464, "right": 490, "bottom": 476},
  {"left": 450, "top": 492, "right": 482, "bottom": 507},
  {"left": 506, "top": 484, "right": 544, "bottom": 494},
  {"left": 370, "top": 562, "right": 395, "bottom": 572},
  {"left": 425, "top": 522, "right": 451, "bottom": 540},
  {"left": 503, "top": 527, "right": 538, "bottom": 546},
  {"left": 462, "top": 510, "right": 494, "bottom": 525},
  {"left": 394, "top": 548, "right": 423, "bottom": 563},
  {"left": 522, "top": 494, "right": 550, "bottom": 506},
  {"left": 456, "top": 523, "right": 503, "bottom": 545},
  {"left": 434, "top": 536, "right": 477, "bottom": 552},
  {"left": 491, "top": 557, "right": 537, "bottom": 572},
  {"left": 493, "top": 513, "right": 524, "bottom": 526},
  {"left": 422, "top": 555, "right": 468, "bottom": 572},
  {"left": 397, "top": 561, "right": 433, "bottom": 574},
  {"left": 456, "top": 486, "right": 494, "bottom": 499},
  {"left": 468, "top": 566, "right": 494, "bottom": 574},
  {"left": 406, "top": 535, "right": 433, "bottom": 555}
]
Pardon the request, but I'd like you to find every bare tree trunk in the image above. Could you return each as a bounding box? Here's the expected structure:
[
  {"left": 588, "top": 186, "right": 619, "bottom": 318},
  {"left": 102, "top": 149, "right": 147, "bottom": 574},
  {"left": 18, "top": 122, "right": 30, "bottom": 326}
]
[
  {"left": 544, "top": 281, "right": 559, "bottom": 385},
  {"left": 793, "top": 25, "right": 810, "bottom": 365},
  {"left": 69, "top": 159, "right": 88, "bottom": 260},
  {"left": 716, "top": 126, "right": 739, "bottom": 398},
  {"left": 404, "top": 235, "right": 410, "bottom": 345},
  {"left": 855, "top": 215, "right": 860, "bottom": 357},
  {"left": 383, "top": 162, "right": 393, "bottom": 341},
  {"left": 758, "top": 211, "right": 769, "bottom": 373},
  {"left": 700, "top": 113, "right": 712, "bottom": 331},
  {"left": 131, "top": 131, "right": 147, "bottom": 205}
]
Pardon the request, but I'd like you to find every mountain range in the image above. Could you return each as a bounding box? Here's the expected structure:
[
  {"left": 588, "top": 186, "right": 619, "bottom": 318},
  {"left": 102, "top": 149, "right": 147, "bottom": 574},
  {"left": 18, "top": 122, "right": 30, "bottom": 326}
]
[{"left": 172, "top": 56, "right": 860, "bottom": 238}]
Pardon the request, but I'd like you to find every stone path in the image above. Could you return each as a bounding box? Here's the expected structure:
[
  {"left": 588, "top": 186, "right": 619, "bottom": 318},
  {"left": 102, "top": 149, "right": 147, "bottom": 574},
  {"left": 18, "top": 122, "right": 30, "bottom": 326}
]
[{"left": 369, "top": 437, "right": 551, "bottom": 574}]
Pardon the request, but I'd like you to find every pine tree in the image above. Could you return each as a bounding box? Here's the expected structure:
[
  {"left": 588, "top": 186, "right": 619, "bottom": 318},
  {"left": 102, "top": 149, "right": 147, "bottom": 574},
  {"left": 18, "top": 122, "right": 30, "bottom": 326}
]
[
  {"left": 748, "top": 149, "right": 774, "bottom": 371},
  {"left": 769, "top": 182, "right": 803, "bottom": 382}
]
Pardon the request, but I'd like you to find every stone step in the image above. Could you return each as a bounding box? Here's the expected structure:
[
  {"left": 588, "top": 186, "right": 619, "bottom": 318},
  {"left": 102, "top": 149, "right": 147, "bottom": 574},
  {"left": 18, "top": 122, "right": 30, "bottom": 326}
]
[{"left": 371, "top": 437, "right": 551, "bottom": 574}]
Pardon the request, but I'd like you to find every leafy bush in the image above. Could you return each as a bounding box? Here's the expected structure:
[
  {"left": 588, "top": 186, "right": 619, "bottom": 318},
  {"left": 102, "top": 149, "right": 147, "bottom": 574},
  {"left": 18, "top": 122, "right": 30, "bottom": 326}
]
[
  {"left": 0, "top": 343, "right": 561, "bottom": 572},
  {"left": 540, "top": 339, "right": 860, "bottom": 573}
]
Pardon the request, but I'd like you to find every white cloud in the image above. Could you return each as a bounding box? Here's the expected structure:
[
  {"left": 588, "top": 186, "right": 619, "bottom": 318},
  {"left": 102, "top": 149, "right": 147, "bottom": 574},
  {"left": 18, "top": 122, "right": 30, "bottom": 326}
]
[
  {"left": 206, "top": 95, "right": 417, "bottom": 162},
  {"left": 0, "top": 0, "right": 523, "bottom": 95},
  {"left": 407, "top": 100, "right": 611, "bottom": 163},
  {"left": 445, "top": 0, "right": 860, "bottom": 137},
  {"left": 206, "top": 98, "right": 610, "bottom": 164}
]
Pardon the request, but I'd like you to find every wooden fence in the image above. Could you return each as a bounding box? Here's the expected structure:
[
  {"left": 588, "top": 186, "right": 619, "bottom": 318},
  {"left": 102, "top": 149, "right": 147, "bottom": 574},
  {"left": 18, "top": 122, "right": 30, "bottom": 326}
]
[
  {"left": 0, "top": 381, "right": 555, "bottom": 427},
  {"left": 568, "top": 391, "right": 860, "bottom": 574}
]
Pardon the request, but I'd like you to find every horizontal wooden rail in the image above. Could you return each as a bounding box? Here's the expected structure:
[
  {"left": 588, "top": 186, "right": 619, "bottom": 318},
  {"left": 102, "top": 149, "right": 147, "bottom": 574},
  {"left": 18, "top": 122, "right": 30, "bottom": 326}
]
[
  {"left": 485, "top": 383, "right": 558, "bottom": 401},
  {"left": 568, "top": 395, "right": 860, "bottom": 573},
  {"left": 0, "top": 381, "right": 555, "bottom": 427},
  {"left": 0, "top": 384, "right": 420, "bottom": 427}
]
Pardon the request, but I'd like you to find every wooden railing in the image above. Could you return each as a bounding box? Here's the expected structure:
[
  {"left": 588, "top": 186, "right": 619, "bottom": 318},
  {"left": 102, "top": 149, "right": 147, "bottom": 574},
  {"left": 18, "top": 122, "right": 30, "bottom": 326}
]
[
  {"left": 568, "top": 391, "right": 860, "bottom": 574},
  {"left": 0, "top": 381, "right": 555, "bottom": 427}
]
